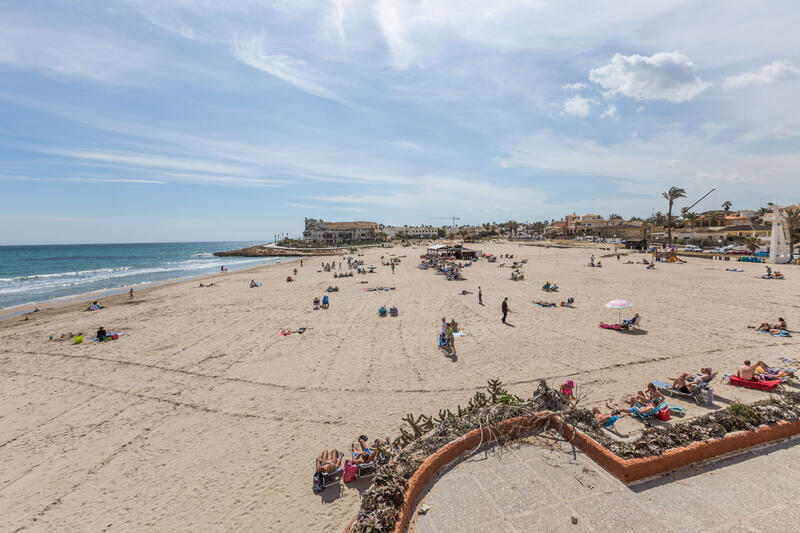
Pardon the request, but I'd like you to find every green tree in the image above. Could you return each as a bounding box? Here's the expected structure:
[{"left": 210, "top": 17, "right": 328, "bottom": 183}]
[
  {"left": 743, "top": 237, "right": 760, "bottom": 253},
  {"left": 786, "top": 207, "right": 800, "bottom": 259},
  {"left": 640, "top": 221, "right": 651, "bottom": 241},
  {"left": 722, "top": 201, "right": 732, "bottom": 214},
  {"left": 662, "top": 187, "right": 687, "bottom": 245}
]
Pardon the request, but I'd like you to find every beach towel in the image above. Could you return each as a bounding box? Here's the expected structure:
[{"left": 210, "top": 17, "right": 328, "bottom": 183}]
[
  {"left": 534, "top": 302, "right": 556, "bottom": 308},
  {"left": 87, "top": 331, "right": 125, "bottom": 342},
  {"left": 728, "top": 375, "right": 781, "bottom": 391},
  {"left": 453, "top": 331, "right": 466, "bottom": 337},
  {"left": 756, "top": 330, "right": 791, "bottom": 337},
  {"left": 599, "top": 322, "right": 624, "bottom": 330}
]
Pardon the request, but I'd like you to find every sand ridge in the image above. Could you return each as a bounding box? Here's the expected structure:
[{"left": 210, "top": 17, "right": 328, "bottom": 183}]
[{"left": 1, "top": 243, "right": 797, "bottom": 532}]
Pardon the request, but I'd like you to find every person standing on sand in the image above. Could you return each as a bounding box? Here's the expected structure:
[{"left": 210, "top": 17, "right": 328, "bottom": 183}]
[
  {"left": 391, "top": 263, "right": 395, "bottom": 274},
  {"left": 501, "top": 297, "right": 510, "bottom": 323},
  {"left": 300, "top": 259, "right": 303, "bottom": 267},
  {"left": 478, "top": 286, "right": 483, "bottom": 305},
  {"left": 128, "top": 288, "right": 134, "bottom": 300}
]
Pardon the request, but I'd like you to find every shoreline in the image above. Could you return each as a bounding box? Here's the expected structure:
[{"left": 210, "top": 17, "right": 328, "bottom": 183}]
[{"left": 0, "top": 256, "right": 302, "bottom": 322}]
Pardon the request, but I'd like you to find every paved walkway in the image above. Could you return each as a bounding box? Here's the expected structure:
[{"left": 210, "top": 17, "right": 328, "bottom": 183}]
[{"left": 411, "top": 434, "right": 800, "bottom": 532}]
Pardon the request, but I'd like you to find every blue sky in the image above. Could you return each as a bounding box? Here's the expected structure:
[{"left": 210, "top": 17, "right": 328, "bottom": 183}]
[{"left": 1, "top": 0, "right": 799, "bottom": 244}]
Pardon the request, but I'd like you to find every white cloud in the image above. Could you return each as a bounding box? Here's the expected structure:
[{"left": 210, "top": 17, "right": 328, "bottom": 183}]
[
  {"left": 308, "top": 176, "right": 547, "bottom": 213},
  {"left": 390, "top": 141, "right": 424, "bottom": 151},
  {"left": 7, "top": 176, "right": 167, "bottom": 185},
  {"left": 561, "top": 82, "right": 587, "bottom": 91},
  {"left": 231, "top": 34, "right": 338, "bottom": 100},
  {"left": 45, "top": 149, "right": 252, "bottom": 176},
  {"left": 0, "top": 10, "right": 153, "bottom": 83},
  {"left": 740, "top": 126, "right": 800, "bottom": 142},
  {"left": 600, "top": 105, "right": 618, "bottom": 119},
  {"left": 589, "top": 52, "right": 710, "bottom": 102},
  {"left": 724, "top": 60, "right": 800, "bottom": 89},
  {"left": 500, "top": 129, "right": 800, "bottom": 194},
  {"left": 563, "top": 95, "right": 593, "bottom": 117}
]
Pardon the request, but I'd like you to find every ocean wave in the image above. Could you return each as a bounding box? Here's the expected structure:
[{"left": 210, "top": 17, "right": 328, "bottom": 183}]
[{"left": 0, "top": 256, "right": 283, "bottom": 296}]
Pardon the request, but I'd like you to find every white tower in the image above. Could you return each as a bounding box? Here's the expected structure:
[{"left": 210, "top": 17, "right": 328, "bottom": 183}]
[{"left": 769, "top": 205, "right": 791, "bottom": 264}]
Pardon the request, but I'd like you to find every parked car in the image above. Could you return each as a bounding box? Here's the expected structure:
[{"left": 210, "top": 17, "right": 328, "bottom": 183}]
[{"left": 683, "top": 245, "right": 703, "bottom": 253}]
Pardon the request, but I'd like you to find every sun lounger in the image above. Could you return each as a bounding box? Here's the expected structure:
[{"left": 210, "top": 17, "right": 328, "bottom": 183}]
[
  {"left": 357, "top": 461, "right": 376, "bottom": 479},
  {"left": 629, "top": 403, "right": 668, "bottom": 423},
  {"left": 651, "top": 379, "right": 714, "bottom": 407},
  {"left": 321, "top": 453, "right": 344, "bottom": 488},
  {"left": 726, "top": 375, "right": 782, "bottom": 391}
]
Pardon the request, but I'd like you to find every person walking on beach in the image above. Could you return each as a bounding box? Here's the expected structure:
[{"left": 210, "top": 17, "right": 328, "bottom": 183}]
[
  {"left": 391, "top": 263, "right": 395, "bottom": 274},
  {"left": 501, "top": 297, "right": 510, "bottom": 323},
  {"left": 478, "top": 286, "right": 483, "bottom": 305},
  {"left": 300, "top": 259, "right": 303, "bottom": 267},
  {"left": 128, "top": 288, "right": 134, "bottom": 300}
]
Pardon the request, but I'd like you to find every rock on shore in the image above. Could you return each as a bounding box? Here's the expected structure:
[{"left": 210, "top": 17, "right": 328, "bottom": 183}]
[{"left": 213, "top": 244, "right": 347, "bottom": 257}]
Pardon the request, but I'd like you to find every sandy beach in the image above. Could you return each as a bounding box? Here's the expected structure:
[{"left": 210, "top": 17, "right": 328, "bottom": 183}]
[{"left": 1, "top": 242, "right": 797, "bottom": 532}]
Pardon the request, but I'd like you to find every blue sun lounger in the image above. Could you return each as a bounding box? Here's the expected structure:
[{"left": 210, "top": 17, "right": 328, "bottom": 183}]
[{"left": 651, "top": 378, "right": 714, "bottom": 407}]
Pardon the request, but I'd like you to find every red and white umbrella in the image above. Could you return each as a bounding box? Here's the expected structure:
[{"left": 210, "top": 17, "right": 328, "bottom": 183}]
[{"left": 605, "top": 299, "right": 633, "bottom": 322}]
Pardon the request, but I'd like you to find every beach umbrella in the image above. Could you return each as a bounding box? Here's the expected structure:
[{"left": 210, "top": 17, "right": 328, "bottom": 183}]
[{"left": 605, "top": 299, "right": 633, "bottom": 322}]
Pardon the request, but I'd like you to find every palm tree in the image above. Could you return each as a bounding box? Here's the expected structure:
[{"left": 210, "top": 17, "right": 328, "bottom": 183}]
[
  {"left": 786, "top": 207, "right": 800, "bottom": 259},
  {"left": 687, "top": 212, "right": 698, "bottom": 230},
  {"left": 662, "top": 187, "right": 687, "bottom": 245},
  {"left": 743, "top": 237, "right": 760, "bottom": 253},
  {"left": 722, "top": 201, "right": 732, "bottom": 214}
]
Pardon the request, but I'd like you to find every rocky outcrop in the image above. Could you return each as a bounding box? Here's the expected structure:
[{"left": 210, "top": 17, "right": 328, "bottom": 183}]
[{"left": 213, "top": 245, "right": 347, "bottom": 257}]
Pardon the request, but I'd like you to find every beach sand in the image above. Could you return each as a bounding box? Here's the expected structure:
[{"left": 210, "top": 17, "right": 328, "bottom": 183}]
[{"left": 1, "top": 243, "right": 796, "bottom": 532}]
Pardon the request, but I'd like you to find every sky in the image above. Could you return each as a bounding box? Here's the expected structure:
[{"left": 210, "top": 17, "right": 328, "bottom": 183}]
[{"left": 1, "top": 0, "right": 799, "bottom": 244}]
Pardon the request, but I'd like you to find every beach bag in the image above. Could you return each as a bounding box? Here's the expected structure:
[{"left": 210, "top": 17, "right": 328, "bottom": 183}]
[
  {"left": 74, "top": 335, "right": 83, "bottom": 344},
  {"left": 656, "top": 406, "right": 671, "bottom": 421},
  {"left": 312, "top": 472, "right": 324, "bottom": 494},
  {"left": 343, "top": 460, "right": 358, "bottom": 483},
  {"left": 111, "top": 333, "right": 119, "bottom": 340}
]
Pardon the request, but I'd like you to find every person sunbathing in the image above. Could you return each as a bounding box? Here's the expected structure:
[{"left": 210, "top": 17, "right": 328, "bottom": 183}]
[
  {"left": 249, "top": 280, "right": 257, "bottom": 288},
  {"left": 776, "top": 317, "right": 788, "bottom": 330},
  {"left": 752, "top": 360, "right": 790, "bottom": 378},
  {"left": 622, "top": 313, "right": 640, "bottom": 327},
  {"left": 627, "top": 383, "right": 663, "bottom": 406},
  {"left": 316, "top": 449, "right": 342, "bottom": 473},
  {"left": 688, "top": 368, "right": 716, "bottom": 383},
  {"left": 593, "top": 406, "right": 626, "bottom": 426},
  {"left": 352, "top": 435, "right": 377, "bottom": 464},
  {"left": 460, "top": 290, "right": 473, "bottom": 295},
  {"left": 535, "top": 300, "right": 556, "bottom": 307},
  {"left": 670, "top": 373, "right": 699, "bottom": 393},
  {"left": 737, "top": 360, "right": 756, "bottom": 380}
]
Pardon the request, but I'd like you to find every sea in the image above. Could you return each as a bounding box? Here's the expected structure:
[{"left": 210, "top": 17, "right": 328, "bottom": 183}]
[{"left": 0, "top": 241, "right": 287, "bottom": 310}]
